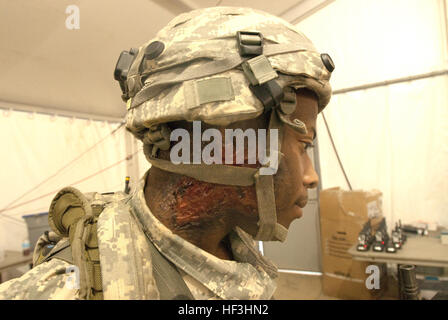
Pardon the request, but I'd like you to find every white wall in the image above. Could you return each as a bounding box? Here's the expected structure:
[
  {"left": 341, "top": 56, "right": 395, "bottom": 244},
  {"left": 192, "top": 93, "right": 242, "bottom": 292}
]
[
  {"left": 137, "top": 139, "right": 151, "bottom": 182},
  {"left": 0, "top": 110, "right": 128, "bottom": 252},
  {"left": 2, "top": 0, "right": 447, "bottom": 255},
  {"left": 297, "top": 0, "right": 448, "bottom": 228}
]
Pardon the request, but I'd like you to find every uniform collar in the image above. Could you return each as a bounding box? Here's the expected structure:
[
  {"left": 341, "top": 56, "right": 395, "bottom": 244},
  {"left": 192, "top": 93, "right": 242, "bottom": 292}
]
[{"left": 130, "top": 170, "right": 278, "bottom": 300}]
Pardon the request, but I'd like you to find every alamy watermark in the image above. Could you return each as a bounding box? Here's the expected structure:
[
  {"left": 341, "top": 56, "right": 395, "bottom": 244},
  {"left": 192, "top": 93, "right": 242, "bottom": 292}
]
[
  {"left": 65, "top": 5, "right": 80, "bottom": 30},
  {"left": 170, "top": 121, "right": 279, "bottom": 175},
  {"left": 365, "top": 265, "right": 380, "bottom": 289}
]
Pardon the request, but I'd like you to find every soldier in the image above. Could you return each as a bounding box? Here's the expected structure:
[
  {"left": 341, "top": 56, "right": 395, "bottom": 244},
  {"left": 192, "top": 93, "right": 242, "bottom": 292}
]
[{"left": 0, "top": 6, "right": 333, "bottom": 300}]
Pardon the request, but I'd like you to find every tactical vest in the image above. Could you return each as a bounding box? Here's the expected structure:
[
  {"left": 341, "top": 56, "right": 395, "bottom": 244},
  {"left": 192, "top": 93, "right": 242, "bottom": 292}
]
[{"left": 33, "top": 187, "right": 194, "bottom": 300}]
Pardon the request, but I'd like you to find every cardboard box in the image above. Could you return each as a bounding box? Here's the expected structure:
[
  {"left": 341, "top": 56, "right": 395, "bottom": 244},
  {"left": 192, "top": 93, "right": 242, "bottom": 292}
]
[{"left": 319, "top": 187, "right": 387, "bottom": 299}]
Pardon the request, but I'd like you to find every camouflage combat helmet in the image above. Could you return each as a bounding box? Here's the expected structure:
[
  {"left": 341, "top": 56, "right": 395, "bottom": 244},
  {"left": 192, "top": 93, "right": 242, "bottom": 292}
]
[{"left": 114, "top": 7, "right": 334, "bottom": 242}]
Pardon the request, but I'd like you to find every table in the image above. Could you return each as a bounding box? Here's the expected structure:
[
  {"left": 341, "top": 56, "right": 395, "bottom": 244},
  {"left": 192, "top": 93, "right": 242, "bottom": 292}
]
[
  {"left": 0, "top": 251, "right": 33, "bottom": 283},
  {"left": 349, "top": 235, "right": 448, "bottom": 299},
  {"left": 348, "top": 235, "right": 448, "bottom": 268}
]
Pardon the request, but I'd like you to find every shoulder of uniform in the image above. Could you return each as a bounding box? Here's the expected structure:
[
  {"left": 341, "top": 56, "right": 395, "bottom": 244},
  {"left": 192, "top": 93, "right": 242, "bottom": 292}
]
[
  {"left": 0, "top": 258, "right": 78, "bottom": 300},
  {"left": 85, "top": 190, "right": 130, "bottom": 206},
  {"left": 48, "top": 187, "right": 129, "bottom": 238},
  {"left": 46, "top": 186, "right": 130, "bottom": 300}
]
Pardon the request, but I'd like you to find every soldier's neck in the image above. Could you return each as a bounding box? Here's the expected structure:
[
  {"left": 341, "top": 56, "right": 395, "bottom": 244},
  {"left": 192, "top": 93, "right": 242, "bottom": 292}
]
[{"left": 144, "top": 167, "right": 235, "bottom": 260}]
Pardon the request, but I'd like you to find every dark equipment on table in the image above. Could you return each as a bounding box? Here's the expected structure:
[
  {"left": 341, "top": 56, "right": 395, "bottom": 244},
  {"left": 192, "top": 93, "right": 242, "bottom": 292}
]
[
  {"left": 391, "top": 220, "right": 406, "bottom": 249},
  {"left": 357, "top": 220, "right": 374, "bottom": 251},
  {"left": 124, "top": 176, "right": 131, "bottom": 194},
  {"left": 385, "top": 239, "right": 397, "bottom": 253},
  {"left": 402, "top": 223, "right": 428, "bottom": 236},
  {"left": 373, "top": 218, "right": 389, "bottom": 252},
  {"left": 398, "top": 265, "right": 420, "bottom": 300}
]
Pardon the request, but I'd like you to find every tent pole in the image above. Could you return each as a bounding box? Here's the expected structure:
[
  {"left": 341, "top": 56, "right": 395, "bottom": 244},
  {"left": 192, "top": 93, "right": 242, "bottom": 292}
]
[{"left": 333, "top": 69, "right": 448, "bottom": 95}]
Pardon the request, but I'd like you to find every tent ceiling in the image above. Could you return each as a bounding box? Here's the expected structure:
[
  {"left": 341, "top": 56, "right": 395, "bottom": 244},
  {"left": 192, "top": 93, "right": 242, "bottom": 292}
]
[{"left": 0, "top": 0, "right": 321, "bottom": 120}]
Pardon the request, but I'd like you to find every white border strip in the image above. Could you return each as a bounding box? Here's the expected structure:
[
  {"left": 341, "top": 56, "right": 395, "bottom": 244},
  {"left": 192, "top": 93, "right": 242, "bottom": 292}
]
[
  {"left": 258, "top": 241, "right": 264, "bottom": 255},
  {"left": 278, "top": 269, "right": 322, "bottom": 276},
  {"left": 324, "top": 272, "right": 363, "bottom": 283}
]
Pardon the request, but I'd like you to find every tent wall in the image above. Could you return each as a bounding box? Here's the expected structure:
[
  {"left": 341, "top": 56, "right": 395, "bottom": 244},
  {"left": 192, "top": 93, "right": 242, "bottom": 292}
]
[
  {"left": 0, "top": 110, "right": 129, "bottom": 252},
  {"left": 1, "top": 0, "right": 447, "bottom": 255},
  {"left": 297, "top": 0, "right": 448, "bottom": 228}
]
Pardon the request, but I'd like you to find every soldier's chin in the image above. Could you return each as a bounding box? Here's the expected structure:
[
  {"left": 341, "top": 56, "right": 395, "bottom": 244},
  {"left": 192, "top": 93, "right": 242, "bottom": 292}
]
[{"left": 277, "top": 206, "right": 303, "bottom": 229}]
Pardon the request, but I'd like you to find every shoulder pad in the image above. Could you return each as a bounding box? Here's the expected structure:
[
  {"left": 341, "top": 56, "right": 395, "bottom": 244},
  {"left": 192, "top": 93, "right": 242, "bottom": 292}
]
[
  {"left": 49, "top": 187, "right": 129, "bottom": 238},
  {"left": 49, "top": 187, "right": 92, "bottom": 238}
]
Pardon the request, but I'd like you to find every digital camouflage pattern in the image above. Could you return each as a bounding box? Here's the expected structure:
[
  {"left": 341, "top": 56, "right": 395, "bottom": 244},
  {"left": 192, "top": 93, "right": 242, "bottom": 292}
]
[
  {"left": 130, "top": 171, "right": 278, "bottom": 300},
  {"left": 96, "top": 191, "right": 160, "bottom": 300},
  {"left": 125, "top": 6, "right": 332, "bottom": 138},
  {"left": 0, "top": 258, "right": 78, "bottom": 300},
  {"left": 0, "top": 6, "right": 327, "bottom": 300},
  {"left": 0, "top": 171, "right": 277, "bottom": 300}
]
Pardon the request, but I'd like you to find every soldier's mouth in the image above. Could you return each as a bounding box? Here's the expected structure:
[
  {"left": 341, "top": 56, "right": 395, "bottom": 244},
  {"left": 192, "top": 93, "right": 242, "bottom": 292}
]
[{"left": 294, "top": 198, "right": 308, "bottom": 208}]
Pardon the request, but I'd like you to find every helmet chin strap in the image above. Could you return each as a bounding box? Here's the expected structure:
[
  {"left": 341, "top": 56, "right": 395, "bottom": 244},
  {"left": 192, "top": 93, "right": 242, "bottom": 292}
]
[
  {"left": 142, "top": 108, "right": 292, "bottom": 242},
  {"left": 252, "top": 107, "right": 287, "bottom": 242},
  {"left": 253, "top": 172, "right": 288, "bottom": 242}
]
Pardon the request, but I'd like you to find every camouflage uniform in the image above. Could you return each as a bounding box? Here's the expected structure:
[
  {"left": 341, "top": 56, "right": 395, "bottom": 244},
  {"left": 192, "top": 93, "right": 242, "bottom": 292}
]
[
  {"left": 0, "top": 6, "right": 333, "bottom": 300},
  {"left": 0, "top": 258, "right": 79, "bottom": 300},
  {"left": 0, "top": 171, "right": 277, "bottom": 300}
]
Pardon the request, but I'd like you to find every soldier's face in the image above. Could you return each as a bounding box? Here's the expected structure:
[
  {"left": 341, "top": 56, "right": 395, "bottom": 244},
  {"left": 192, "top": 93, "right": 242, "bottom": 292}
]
[
  {"left": 234, "top": 89, "right": 320, "bottom": 237},
  {"left": 273, "top": 89, "right": 319, "bottom": 229},
  {"left": 153, "top": 89, "right": 320, "bottom": 238}
]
